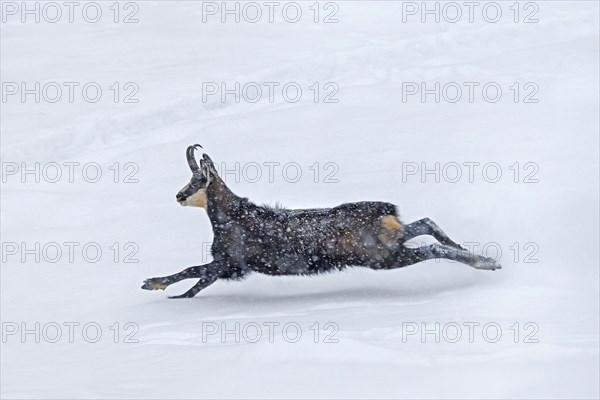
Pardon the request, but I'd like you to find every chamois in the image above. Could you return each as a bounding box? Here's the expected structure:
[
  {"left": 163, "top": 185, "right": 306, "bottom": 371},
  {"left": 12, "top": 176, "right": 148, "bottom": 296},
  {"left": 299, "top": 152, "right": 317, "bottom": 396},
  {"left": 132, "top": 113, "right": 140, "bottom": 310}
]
[{"left": 142, "top": 144, "right": 500, "bottom": 299}]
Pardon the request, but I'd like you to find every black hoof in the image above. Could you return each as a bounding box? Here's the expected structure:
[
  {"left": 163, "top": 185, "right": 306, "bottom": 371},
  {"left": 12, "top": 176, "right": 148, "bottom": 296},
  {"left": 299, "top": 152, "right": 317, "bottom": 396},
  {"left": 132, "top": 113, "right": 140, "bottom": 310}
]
[{"left": 168, "top": 293, "right": 192, "bottom": 299}]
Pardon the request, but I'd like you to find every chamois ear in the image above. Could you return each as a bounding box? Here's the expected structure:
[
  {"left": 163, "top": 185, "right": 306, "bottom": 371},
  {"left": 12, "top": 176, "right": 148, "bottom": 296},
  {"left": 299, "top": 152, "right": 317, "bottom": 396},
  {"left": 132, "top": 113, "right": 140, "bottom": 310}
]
[
  {"left": 202, "top": 153, "right": 215, "bottom": 167},
  {"left": 199, "top": 158, "right": 215, "bottom": 184},
  {"left": 202, "top": 154, "right": 218, "bottom": 175}
]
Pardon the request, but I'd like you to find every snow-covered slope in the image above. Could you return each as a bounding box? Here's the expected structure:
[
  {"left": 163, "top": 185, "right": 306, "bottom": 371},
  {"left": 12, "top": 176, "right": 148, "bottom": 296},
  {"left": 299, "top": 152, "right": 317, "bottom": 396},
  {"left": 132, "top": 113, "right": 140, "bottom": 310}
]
[{"left": 1, "top": 1, "right": 598, "bottom": 398}]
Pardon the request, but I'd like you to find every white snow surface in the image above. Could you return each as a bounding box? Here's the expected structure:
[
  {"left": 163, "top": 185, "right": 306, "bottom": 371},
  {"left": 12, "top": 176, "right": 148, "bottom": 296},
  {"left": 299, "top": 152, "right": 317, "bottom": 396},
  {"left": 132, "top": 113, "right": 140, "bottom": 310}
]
[{"left": 1, "top": 1, "right": 599, "bottom": 398}]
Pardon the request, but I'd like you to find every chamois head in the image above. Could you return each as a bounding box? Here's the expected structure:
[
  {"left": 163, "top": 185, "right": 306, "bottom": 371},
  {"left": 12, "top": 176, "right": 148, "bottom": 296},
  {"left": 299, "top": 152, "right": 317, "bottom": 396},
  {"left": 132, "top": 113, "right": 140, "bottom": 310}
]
[{"left": 176, "top": 144, "right": 216, "bottom": 208}]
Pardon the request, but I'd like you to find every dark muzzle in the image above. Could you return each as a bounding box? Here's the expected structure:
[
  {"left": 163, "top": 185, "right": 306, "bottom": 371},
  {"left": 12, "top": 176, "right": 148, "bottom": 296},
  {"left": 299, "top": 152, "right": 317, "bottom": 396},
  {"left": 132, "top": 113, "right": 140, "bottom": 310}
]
[{"left": 176, "top": 192, "right": 187, "bottom": 202}]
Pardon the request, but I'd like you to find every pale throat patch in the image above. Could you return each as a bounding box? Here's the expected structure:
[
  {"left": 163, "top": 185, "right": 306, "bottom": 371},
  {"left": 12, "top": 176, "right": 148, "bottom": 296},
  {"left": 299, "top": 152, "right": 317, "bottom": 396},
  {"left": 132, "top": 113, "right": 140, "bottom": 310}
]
[{"left": 183, "top": 188, "right": 208, "bottom": 208}]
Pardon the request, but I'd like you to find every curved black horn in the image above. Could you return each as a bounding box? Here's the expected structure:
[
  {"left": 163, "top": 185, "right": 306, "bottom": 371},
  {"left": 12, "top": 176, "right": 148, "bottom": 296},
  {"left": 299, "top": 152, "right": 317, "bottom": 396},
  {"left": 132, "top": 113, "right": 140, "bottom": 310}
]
[{"left": 186, "top": 144, "right": 203, "bottom": 172}]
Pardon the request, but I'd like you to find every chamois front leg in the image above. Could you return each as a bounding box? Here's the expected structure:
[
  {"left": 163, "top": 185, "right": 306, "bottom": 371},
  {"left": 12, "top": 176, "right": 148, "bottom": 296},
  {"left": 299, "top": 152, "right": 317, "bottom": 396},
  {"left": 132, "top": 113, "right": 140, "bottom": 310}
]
[
  {"left": 141, "top": 261, "right": 223, "bottom": 298},
  {"left": 403, "top": 218, "right": 466, "bottom": 250},
  {"left": 167, "top": 275, "right": 220, "bottom": 299}
]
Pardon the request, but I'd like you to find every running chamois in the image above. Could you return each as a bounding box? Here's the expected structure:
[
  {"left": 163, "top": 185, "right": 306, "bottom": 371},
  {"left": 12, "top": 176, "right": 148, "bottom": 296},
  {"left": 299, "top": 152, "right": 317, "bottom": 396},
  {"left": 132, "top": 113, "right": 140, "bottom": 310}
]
[{"left": 142, "top": 144, "right": 500, "bottom": 299}]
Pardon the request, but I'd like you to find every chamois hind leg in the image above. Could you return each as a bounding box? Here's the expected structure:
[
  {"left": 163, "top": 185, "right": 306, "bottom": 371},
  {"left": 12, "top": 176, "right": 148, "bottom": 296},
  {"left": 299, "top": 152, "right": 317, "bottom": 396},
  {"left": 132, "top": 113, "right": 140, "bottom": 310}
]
[
  {"left": 141, "top": 261, "right": 222, "bottom": 298},
  {"left": 379, "top": 243, "right": 501, "bottom": 271},
  {"left": 403, "top": 218, "right": 465, "bottom": 250}
]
